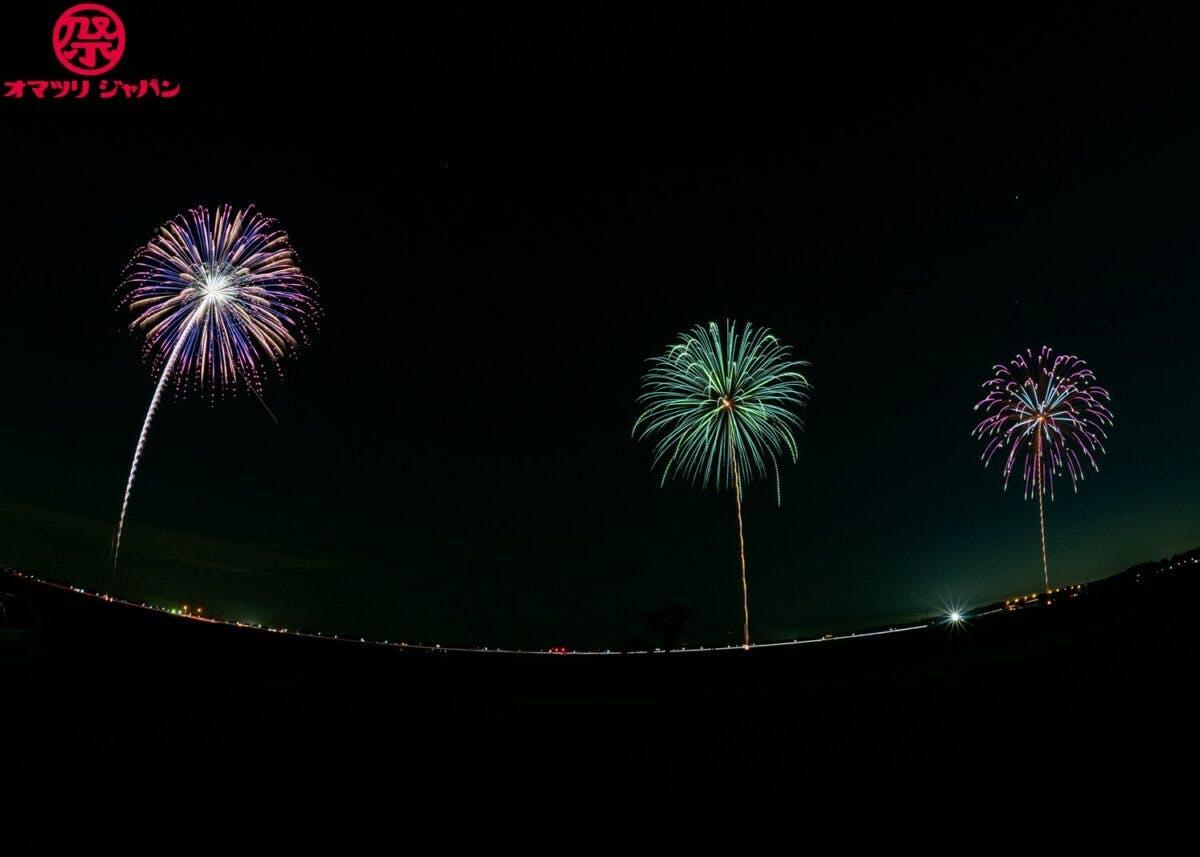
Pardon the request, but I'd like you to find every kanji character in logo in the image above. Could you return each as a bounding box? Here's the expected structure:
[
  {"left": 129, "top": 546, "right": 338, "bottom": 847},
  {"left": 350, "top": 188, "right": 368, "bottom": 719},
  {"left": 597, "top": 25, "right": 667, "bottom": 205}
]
[{"left": 53, "top": 4, "right": 126, "bottom": 77}]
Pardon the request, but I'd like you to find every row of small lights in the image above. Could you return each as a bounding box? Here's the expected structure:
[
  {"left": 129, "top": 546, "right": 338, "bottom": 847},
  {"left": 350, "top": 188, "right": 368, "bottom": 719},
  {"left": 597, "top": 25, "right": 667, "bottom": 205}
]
[
  {"left": 5, "top": 554, "right": 1198, "bottom": 654},
  {"left": 1, "top": 567, "right": 933, "bottom": 654},
  {"left": 1003, "top": 583, "right": 1085, "bottom": 611}
]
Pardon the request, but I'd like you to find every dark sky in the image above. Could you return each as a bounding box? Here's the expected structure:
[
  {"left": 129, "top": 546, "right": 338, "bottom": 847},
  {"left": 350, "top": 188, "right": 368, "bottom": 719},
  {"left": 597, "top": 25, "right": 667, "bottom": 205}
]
[{"left": 2, "top": 2, "right": 1197, "bottom": 648}]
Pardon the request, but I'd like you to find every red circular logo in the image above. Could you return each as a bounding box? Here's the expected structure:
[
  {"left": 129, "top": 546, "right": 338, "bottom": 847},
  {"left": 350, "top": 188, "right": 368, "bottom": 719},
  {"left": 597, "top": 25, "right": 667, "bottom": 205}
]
[{"left": 53, "top": 4, "right": 125, "bottom": 76}]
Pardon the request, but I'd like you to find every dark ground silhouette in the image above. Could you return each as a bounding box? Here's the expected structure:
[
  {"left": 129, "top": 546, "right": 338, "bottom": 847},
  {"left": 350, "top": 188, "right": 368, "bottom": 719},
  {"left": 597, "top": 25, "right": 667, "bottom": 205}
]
[{"left": 4, "top": 552, "right": 1199, "bottom": 791}]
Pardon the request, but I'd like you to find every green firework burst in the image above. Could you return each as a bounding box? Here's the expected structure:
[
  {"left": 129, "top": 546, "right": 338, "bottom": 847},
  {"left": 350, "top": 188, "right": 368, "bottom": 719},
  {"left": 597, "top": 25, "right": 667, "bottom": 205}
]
[{"left": 633, "top": 320, "right": 812, "bottom": 506}]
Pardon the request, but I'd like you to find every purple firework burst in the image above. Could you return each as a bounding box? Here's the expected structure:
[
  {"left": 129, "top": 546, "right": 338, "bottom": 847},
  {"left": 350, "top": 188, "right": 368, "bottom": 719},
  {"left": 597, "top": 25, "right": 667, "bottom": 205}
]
[
  {"left": 112, "top": 204, "right": 320, "bottom": 576},
  {"left": 973, "top": 346, "right": 1113, "bottom": 500},
  {"left": 121, "top": 204, "right": 319, "bottom": 397}
]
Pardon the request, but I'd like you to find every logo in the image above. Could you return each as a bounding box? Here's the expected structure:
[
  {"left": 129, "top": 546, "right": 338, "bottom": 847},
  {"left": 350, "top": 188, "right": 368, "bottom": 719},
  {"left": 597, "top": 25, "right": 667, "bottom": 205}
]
[
  {"left": 5, "top": 5, "right": 179, "bottom": 101},
  {"left": 53, "top": 3, "right": 126, "bottom": 76}
]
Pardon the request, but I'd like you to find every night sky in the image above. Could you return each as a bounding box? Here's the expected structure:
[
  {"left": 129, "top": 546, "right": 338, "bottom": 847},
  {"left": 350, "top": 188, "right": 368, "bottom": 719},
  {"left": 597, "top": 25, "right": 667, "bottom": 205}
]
[{"left": 1, "top": 3, "right": 1197, "bottom": 648}]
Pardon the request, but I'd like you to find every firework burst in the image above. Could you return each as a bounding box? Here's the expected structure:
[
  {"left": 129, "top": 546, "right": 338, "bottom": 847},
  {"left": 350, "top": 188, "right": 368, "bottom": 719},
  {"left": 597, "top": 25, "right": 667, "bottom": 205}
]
[
  {"left": 111, "top": 204, "right": 319, "bottom": 577},
  {"left": 972, "top": 346, "right": 1113, "bottom": 590},
  {"left": 633, "top": 320, "right": 811, "bottom": 647}
]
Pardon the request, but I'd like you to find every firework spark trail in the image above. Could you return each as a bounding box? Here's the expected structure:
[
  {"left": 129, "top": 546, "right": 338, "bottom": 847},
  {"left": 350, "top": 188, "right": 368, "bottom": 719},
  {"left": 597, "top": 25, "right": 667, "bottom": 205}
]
[
  {"left": 111, "top": 307, "right": 203, "bottom": 577},
  {"left": 1036, "top": 430, "right": 1048, "bottom": 591},
  {"left": 110, "top": 205, "right": 318, "bottom": 582},
  {"left": 250, "top": 386, "right": 279, "bottom": 424},
  {"left": 731, "top": 437, "right": 749, "bottom": 649},
  {"left": 973, "top": 346, "right": 1113, "bottom": 591},
  {"left": 634, "top": 321, "right": 810, "bottom": 646}
]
